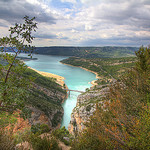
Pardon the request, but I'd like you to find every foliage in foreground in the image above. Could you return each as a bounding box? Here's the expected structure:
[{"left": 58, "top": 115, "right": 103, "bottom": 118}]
[
  {"left": 0, "top": 17, "right": 62, "bottom": 150},
  {"left": 52, "top": 126, "right": 71, "bottom": 145},
  {"left": 25, "top": 134, "right": 61, "bottom": 150},
  {"left": 0, "top": 125, "right": 60, "bottom": 150},
  {"left": 71, "top": 46, "right": 150, "bottom": 150},
  {"left": 31, "top": 123, "right": 50, "bottom": 135},
  {"left": 0, "top": 129, "right": 16, "bottom": 150},
  {"left": 0, "top": 16, "right": 37, "bottom": 112}
]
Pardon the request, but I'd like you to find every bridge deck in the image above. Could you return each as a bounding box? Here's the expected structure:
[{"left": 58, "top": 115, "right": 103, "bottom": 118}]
[{"left": 63, "top": 89, "right": 84, "bottom": 93}]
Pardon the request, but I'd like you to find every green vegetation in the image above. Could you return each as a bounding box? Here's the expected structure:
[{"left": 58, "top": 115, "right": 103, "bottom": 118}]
[
  {"left": 0, "top": 124, "right": 60, "bottom": 150},
  {"left": 35, "top": 46, "right": 138, "bottom": 58},
  {"left": 20, "top": 107, "right": 32, "bottom": 120},
  {"left": 86, "top": 105, "right": 91, "bottom": 112},
  {"left": 29, "top": 136, "right": 60, "bottom": 150},
  {"left": 71, "top": 46, "right": 150, "bottom": 150},
  {"left": 0, "top": 17, "right": 67, "bottom": 149},
  {"left": 31, "top": 124, "right": 50, "bottom": 134},
  {"left": 0, "top": 56, "right": 65, "bottom": 129},
  {"left": 0, "top": 129, "right": 16, "bottom": 150},
  {"left": 52, "top": 126, "right": 71, "bottom": 145},
  {"left": 24, "top": 67, "right": 65, "bottom": 95},
  {"left": 0, "top": 112, "right": 19, "bottom": 128},
  {"left": 61, "top": 56, "right": 137, "bottom": 84},
  {"left": 1, "top": 15, "right": 149, "bottom": 150},
  {"left": 0, "top": 16, "right": 66, "bottom": 127},
  {"left": 23, "top": 68, "right": 66, "bottom": 128},
  {"left": 0, "top": 16, "right": 37, "bottom": 112}
]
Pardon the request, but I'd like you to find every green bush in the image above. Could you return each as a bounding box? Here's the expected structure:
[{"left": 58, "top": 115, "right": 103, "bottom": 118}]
[
  {"left": 29, "top": 135, "right": 60, "bottom": 150},
  {"left": 86, "top": 105, "right": 91, "bottom": 112},
  {"left": 52, "top": 126, "right": 71, "bottom": 145},
  {"left": 31, "top": 124, "right": 50, "bottom": 135},
  {"left": 20, "top": 107, "right": 32, "bottom": 120},
  {"left": 0, "top": 129, "right": 16, "bottom": 150}
]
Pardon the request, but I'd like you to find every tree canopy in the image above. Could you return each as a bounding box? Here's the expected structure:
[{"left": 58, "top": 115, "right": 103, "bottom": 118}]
[{"left": 0, "top": 16, "right": 37, "bottom": 112}]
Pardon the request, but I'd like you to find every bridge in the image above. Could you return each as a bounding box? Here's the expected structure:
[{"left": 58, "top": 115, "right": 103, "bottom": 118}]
[{"left": 63, "top": 89, "right": 84, "bottom": 95}]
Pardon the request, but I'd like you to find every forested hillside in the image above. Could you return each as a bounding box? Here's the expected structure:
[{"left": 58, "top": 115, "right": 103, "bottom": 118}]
[
  {"left": 69, "top": 46, "right": 150, "bottom": 150},
  {"left": 0, "top": 56, "right": 67, "bottom": 126},
  {"left": 24, "top": 68, "right": 67, "bottom": 127},
  {"left": 35, "top": 46, "right": 138, "bottom": 58},
  {"left": 61, "top": 56, "right": 137, "bottom": 85},
  {"left": 0, "top": 56, "right": 68, "bottom": 149}
]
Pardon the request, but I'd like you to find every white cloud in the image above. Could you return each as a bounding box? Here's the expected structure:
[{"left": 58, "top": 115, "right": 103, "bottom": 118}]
[
  {"left": 85, "top": 24, "right": 92, "bottom": 31},
  {"left": 71, "top": 29, "right": 79, "bottom": 33},
  {"left": 61, "top": 0, "right": 77, "bottom": 3},
  {"left": 0, "top": 0, "right": 149, "bottom": 46}
]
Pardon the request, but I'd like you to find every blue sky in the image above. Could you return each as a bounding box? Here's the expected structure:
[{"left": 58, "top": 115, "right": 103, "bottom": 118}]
[
  {"left": 50, "top": 0, "right": 76, "bottom": 9},
  {"left": 0, "top": 0, "right": 149, "bottom": 47}
]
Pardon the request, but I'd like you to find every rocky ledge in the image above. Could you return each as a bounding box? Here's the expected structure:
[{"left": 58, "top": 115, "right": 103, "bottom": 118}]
[
  {"left": 25, "top": 77, "right": 67, "bottom": 129},
  {"left": 27, "top": 106, "right": 63, "bottom": 129},
  {"left": 68, "top": 86, "right": 109, "bottom": 135}
]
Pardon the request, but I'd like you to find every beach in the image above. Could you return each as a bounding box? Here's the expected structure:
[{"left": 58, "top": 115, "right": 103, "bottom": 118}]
[{"left": 28, "top": 67, "right": 65, "bottom": 86}]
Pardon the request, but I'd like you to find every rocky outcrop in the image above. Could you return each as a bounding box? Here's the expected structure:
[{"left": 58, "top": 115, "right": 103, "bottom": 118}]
[
  {"left": 25, "top": 73, "right": 67, "bottom": 129},
  {"left": 32, "top": 83, "right": 66, "bottom": 104},
  {"left": 68, "top": 86, "right": 109, "bottom": 135},
  {"left": 27, "top": 106, "right": 63, "bottom": 129}
]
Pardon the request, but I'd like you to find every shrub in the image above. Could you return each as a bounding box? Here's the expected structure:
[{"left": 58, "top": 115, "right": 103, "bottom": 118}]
[
  {"left": 0, "top": 129, "right": 16, "bottom": 150},
  {"left": 52, "top": 126, "right": 71, "bottom": 145},
  {"left": 29, "top": 134, "right": 60, "bottom": 150},
  {"left": 31, "top": 123, "right": 50, "bottom": 135}
]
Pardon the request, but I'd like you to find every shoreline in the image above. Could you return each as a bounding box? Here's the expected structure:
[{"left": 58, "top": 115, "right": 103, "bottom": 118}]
[
  {"left": 60, "top": 62, "right": 100, "bottom": 87},
  {"left": 28, "top": 67, "right": 65, "bottom": 87},
  {"left": 28, "top": 67, "right": 69, "bottom": 101}
]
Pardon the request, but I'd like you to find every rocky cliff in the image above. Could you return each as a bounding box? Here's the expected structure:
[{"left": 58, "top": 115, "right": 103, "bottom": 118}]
[
  {"left": 68, "top": 85, "right": 109, "bottom": 135},
  {"left": 27, "top": 106, "right": 63, "bottom": 129},
  {"left": 23, "top": 68, "right": 67, "bottom": 129}
]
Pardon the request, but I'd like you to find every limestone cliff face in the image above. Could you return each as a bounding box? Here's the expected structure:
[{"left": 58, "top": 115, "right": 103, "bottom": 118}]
[
  {"left": 26, "top": 82, "right": 67, "bottom": 129},
  {"left": 32, "top": 82, "right": 66, "bottom": 104},
  {"left": 27, "top": 106, "right": 63, "bottom": 129},
  {"left": 68, "top": 86, "right": 109, "bottom": 135}
]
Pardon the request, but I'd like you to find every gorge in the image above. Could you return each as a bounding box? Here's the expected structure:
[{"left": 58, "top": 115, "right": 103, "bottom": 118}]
[{"left": 21, "top": 53, "right": 97, "bottom": 129}]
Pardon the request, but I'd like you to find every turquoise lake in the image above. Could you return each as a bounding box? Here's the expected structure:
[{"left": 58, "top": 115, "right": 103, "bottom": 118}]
[{"left": 20, "top": 53, "right": 96, "bottom": 129}]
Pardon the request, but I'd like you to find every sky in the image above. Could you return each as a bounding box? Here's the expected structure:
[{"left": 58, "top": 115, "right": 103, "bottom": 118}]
[{"left": 0, "top": 0, "right": 150, "bottom": 47}]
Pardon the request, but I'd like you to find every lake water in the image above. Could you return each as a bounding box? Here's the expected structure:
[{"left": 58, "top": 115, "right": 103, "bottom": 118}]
[{"left": 20, "top": 53, "right": 96, "bottom": 129}]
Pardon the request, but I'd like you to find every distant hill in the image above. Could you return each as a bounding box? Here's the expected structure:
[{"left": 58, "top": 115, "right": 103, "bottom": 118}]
[{"left": 34, "top": 46, "right": 138, "bottom": 58}]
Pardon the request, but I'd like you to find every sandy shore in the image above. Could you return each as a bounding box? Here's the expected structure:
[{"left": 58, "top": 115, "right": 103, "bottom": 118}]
[
  {"left": 79, "top": 67, "right": 101, "bottom": 87},
  {"left": 60, "top": 62, "right": 101, "bottom": 87},
  {"left": 28, "top": 67, "right": 65, "bottom": 86},
  {"left": 28, "top": 67, "right": 69, "bottom": 101}
]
